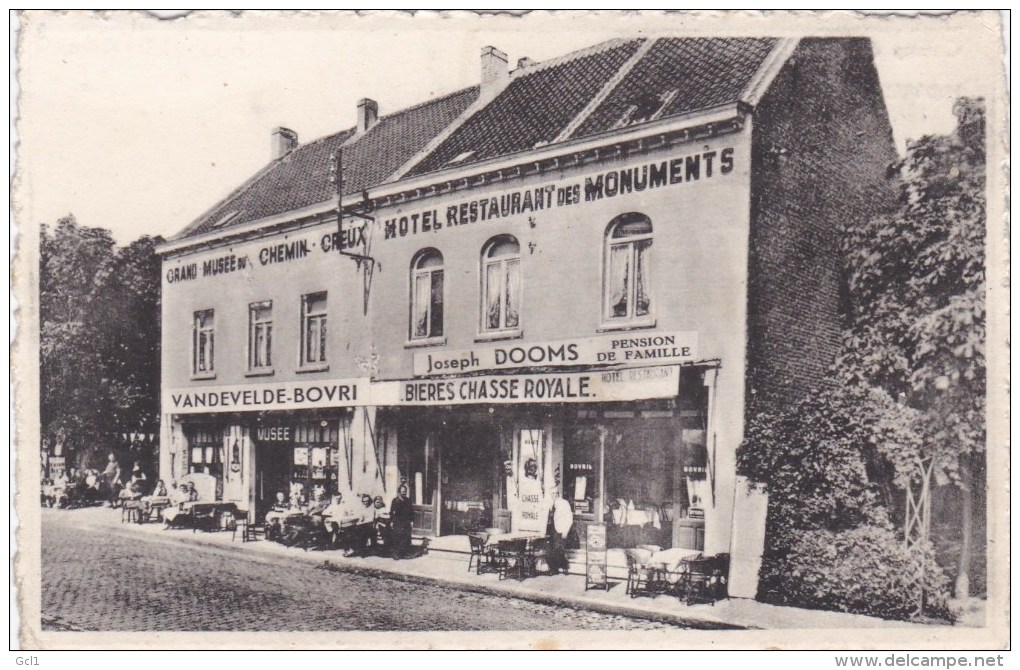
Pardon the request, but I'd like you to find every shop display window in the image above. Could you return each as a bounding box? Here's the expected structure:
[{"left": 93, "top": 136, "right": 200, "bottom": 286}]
[
  {"left": 288, "top": 420, "right": 339, "bottom": 503},
  {"left": 186, "top": 425, "right": 223, "bottom": 479}
]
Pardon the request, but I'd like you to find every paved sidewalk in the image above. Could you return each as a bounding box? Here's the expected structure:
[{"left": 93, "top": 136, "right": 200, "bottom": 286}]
[{"left": 65, "top": 506, "right": 933, "bottom": 630}]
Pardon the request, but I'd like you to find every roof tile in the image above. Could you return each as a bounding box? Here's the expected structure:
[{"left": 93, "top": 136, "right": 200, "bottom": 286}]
[
  {"left": 173, "top": 86, "right": 479, "bottom": 241},
  {"left": 406, "top": 39, "right": 645, "bottom": 176},
  {"left": 573, "top": 38, "right": 778, "bottom": 138}
]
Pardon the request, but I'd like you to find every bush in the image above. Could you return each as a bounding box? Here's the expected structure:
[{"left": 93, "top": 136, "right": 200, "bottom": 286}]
[
  {"left": 759, "top": 526, "right": 953, "bottom": 622},
  {"left": 738, "top": 382, "right": 953, "bottom": 621}
]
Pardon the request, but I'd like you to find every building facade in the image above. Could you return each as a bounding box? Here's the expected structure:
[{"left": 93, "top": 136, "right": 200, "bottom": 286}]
[{"left": 157, "top": 37, "right": 896, "bottom": 586}]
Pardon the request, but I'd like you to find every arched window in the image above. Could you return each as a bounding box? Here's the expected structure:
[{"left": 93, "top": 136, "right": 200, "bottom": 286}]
[
  {"left": 410, "top": 249, "right": 444, "bottom": 340},
  {"left": 604, "top": 213, "right": 652, "bottom": 322},
  {"left": 481, "top": 235, "right": 521, "bottom": 332}
]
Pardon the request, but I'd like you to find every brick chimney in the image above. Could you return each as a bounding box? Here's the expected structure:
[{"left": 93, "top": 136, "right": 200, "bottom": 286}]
[
  {"left": 480, "top": 46, "right": 509, "bottom": 96},
  {"left": 357, "top": 98, "right": 379, "bottom": 133},
  {"left": 271, "top": 127, "right": 298, "bottom": 160}
]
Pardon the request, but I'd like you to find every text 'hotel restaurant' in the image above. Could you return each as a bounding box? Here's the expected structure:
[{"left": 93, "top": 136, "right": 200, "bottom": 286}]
[{"left": 157, "top": 37, "right": 897, "bottom": 593}]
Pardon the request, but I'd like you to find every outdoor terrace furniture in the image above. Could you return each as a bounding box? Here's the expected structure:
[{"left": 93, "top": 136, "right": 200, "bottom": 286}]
[
  {"left": 624, "top": 548, "right": 658, "bottom": 598},
  {"left": 121, "top": 499, "right": 145, "bottom": 524},
  {"left": 144, "top": 496, "right": 172, "bottom": 522},
  {"left": 525, "top": 536, "right": 550, "bottom": 576},
  {"left": 468, "top": 532, "right": 497, "bottom": 574},
  {"left": 677, "top": 553, "right": 728, "bottom": 605},
  {"left": 495, "top": 537, "right": 531, "bottom": 581},
  {"left": 184, "top": 501, "right": 238, "bottom": 533}
]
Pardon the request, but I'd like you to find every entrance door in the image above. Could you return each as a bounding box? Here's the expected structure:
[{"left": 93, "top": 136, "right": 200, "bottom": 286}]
[
  {"left": 255, "top": 442, "right": 291, "bottom": 520},
  {"left": 439, "top": 424, "right": 496, "bottom": 535}
]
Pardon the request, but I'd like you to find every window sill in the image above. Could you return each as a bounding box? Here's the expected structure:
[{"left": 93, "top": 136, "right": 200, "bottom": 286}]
[
  {"left": 474, "top": 329, "right": 523, "bottom": 343},
  {"left": 296, "top": 363, "right": 330, "bottom": 374},
  {"left": 405, "top": 336, "right": 447, "bottom": 349},
  {"left": 596, "top": 318, "right": 657, "bottom": 333},
  {"left": 190, "top": 372, "right": 217, "bottom": 381},
  {"left": 245, "top": 369, "right": 275, "bottom": 378}
]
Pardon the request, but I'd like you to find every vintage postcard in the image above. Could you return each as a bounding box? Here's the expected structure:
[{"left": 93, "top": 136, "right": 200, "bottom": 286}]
[{"left": 11, "top": 10, "right": 1009, "bottom": 651}]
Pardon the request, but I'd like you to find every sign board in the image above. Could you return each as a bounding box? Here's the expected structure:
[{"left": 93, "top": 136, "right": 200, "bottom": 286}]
[
  {"left": 395, "top": 365, "right": 680, "bottom": 406},
  {"left": 585, "top": 523, "right": 609, "bottom": 591},
  {"left": 513, "top": 429, "right": 547, "bottom": 534},
  {"left": 47, "top": 456, "right": 66, "bottom": 480},
  {"left": 163, "top": 378, "right": 369, "bottom": 414},
  {"left": 414, "top": 332, "right": 697, "bottom": 376}
]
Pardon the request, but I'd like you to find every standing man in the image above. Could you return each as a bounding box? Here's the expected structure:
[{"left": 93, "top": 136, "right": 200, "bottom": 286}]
[{"left": 388, "top": 484, "right": 414, "bottom": 560}]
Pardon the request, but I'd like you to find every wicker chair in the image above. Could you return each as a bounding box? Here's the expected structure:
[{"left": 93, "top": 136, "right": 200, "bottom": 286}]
[
  {"left": 624, "top": 548, "right": 657, "bottom": 598},
  {"left": 467, "top": 533, "right": 495, "bottom": 574},
  {"left": 495, "top": 538, "right": 530, "bottom": 581}
]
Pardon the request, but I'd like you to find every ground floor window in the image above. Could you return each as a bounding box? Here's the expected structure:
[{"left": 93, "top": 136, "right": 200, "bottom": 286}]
[{"left": 186, "top": 425, "right": 223, "bottom": 480}]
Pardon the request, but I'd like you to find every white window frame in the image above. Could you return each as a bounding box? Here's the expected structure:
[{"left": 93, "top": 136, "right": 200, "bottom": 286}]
[
  {"left": 247, "top": 300, "right": 273, "bottom": 373},
  {"left": 479, "top": 235, "right": 522, "bottom": 338},
  {"left": 601, "top": 214, "right": 655, "bottom": 329},
  {"left": 299, "top": 292, "right": 328, "bottom": 370},
  {"left": 409, "top": 249, "right": 445, "bottom": 344},
  {"left": 192, "top": 309, "right": 215, "bottom": 378}
]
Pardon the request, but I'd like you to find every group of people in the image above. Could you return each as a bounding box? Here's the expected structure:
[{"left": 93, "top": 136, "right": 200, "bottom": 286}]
[
  {"left": 41, "top": 454, "right": 159, "bottom": 510},
  {"left": 265, "top": 484, "right": 416, "bottom": 559}
]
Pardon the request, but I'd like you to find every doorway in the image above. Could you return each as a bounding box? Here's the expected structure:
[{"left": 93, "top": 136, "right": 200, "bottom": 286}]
[
  {"left": 439, "top": 423, "right": 497, "bottom": 535},
  {"left": 255, "top": 441, "right": 291, "bottom": 520}
]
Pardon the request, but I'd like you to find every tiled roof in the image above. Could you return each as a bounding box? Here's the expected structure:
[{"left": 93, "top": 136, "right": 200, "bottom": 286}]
[
  {"left": 172, "top": 86, "right": 480, "bottom": 240},
  {"left": 406, "top": 39, "right": 645, "bottom": 176},
  {"left": 172, "top": 37, "right": 783, "bottom": 243},
  {"left": 572, "top": 38, "right": 779, "bottom": 139}
]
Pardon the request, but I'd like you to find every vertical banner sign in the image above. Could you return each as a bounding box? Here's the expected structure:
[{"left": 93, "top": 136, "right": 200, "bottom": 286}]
[
  {"left": 585, "top": 523, "right": 608, "bottom": 591},
  {"left": 513, "top": 429, "right": 547, "bottom": 533}
]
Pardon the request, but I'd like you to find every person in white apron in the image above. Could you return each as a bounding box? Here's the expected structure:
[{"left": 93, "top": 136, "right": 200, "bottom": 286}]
[{"left": 546, "top": 496, "right": 574, "bottom": 575}]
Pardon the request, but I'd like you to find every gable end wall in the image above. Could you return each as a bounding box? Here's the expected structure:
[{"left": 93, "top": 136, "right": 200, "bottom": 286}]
[{"left": 746, "top": 38, "right": 898, "bottom": 411}]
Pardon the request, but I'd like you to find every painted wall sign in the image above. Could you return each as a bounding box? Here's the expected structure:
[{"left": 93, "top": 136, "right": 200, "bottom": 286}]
[
  {"left": 382, "top": 148, "right": 735, "bottom": 241},
  {"left": 163, "top": 218, "right": 366, "bottom": 287},
  {"left": 414, "top": 331, "right": 697, "bottom": 376},
  {"left": 393, "top": 365, "right": 680, "bottom": 406},
  {"left": 163, "top": 147, "right": 736, "bottom": 286},
  {"left": 163, "top": 378, "right": 369, "bottom": 414}
]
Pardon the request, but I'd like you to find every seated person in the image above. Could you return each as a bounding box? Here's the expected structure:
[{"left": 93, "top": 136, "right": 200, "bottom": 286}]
[
  {"left": 265, "top": 491, "right": 291, "bottom": 541},
  {"left": 142, "top": 480, "right": 171, "bottom": 519},
  {"left": 162, "top": 481, "right": 195, "bottom": 528},
  {"left": 321, "top": 493, "right": 364, "bottom": 555},
  {"left": 51, "top": 472, "right": 69, "bottom": 508},
  {"left": 278, "top": 492, "right": 331, "bottom": 549}
]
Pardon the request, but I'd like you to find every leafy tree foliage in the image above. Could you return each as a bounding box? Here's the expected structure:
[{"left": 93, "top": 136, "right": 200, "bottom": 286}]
[
  {"left": 39, "top": 215, "right": 164, "bottom": 469},
  {"left": 842, "top": 98, "right": 986, "bottom": 596},
  {"left": 841, "top": 97, "right": 986, "bottom": 486}
]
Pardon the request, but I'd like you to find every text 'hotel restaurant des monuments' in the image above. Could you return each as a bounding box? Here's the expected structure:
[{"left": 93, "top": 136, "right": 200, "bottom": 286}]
[{"left": 157, "top": 37, "right": 898, "bottom": 590}]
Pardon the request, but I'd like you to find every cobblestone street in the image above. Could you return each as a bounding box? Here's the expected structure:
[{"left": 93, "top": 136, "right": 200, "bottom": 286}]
[{"left": 40, "top": 509, "right": 673, "bottom": 632}]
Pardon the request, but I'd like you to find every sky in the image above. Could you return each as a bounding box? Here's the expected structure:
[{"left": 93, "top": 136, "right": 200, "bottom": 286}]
[{"left": 14, "top": 10, "right": 1005, "bottom": 244}]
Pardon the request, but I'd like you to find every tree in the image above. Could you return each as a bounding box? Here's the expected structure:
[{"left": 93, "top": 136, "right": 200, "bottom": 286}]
[
  {"left": 39, "top": 216, "right": 164, "bottom": 472},
  {"left": 841, "top": 98, "right": 986, "bottom": 598}
]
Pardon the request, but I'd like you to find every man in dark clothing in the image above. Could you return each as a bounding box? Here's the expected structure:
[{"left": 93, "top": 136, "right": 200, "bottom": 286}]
[{"left": 388, "top": 484, "right": 414, "bottom": 559}]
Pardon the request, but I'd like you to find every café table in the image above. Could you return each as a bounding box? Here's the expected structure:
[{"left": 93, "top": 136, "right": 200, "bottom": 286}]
[
  {"left": 182, "top": 501, "right": 239, "bottom": 531},
  {"left": 646, "top": 547, "right": 703, "bottom": 593}
]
